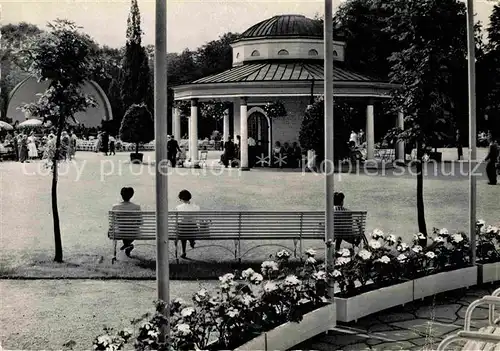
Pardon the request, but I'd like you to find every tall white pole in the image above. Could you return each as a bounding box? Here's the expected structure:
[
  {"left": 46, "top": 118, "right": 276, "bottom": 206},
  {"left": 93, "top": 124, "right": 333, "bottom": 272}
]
[
  {"left": 324, "top": 0, "right": 335, "bottom": 306},
  {"left": 466, "top": 0, "right": 477, "bottom": 265},
  {"left": 155, "top": 0, "right": 169, "bottom": 341}
]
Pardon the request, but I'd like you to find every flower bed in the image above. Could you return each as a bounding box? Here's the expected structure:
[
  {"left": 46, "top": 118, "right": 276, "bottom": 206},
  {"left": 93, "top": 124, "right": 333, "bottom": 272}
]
[{"left": 92, "top": 223, "right": 500, "bottom": 350}]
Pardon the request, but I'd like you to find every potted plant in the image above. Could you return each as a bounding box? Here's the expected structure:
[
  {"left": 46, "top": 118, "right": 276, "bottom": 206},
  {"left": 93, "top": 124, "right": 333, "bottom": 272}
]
[
  {"left": 476, "top": 220, "right": 500, "bottom": 284},
  {"left": 119, "top": 103, "right": 154, "bottom": 164}
]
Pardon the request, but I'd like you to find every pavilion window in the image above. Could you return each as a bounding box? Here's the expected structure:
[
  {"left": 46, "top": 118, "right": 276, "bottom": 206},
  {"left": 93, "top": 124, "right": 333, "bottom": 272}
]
[
  {"left": 277, "top": 49, "right": 289, "bottom": 56},
  {"left": 333, "top": 50, "right": 338, "bottom": 56},
  {"left": 251, "top": 50, "right": 260, "bottom": 57},
  {"left": 308, "top": 49, "right": 318, "bottom": 56}
]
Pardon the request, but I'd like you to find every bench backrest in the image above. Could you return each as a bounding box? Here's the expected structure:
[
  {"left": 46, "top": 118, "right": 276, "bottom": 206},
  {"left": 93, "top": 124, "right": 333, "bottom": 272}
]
[{"left": 108, "top": 210, "right": 367, "bottom": 240}]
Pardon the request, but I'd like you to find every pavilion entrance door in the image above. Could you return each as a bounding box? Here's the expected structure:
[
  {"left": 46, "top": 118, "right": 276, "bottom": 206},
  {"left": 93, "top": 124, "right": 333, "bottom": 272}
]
[{"left": 248, "top": 112, "right": 270, "bottom": 166}]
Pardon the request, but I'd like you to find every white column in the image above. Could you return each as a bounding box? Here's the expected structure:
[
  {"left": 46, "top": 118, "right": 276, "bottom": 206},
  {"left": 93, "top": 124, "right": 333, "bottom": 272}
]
[
  {"left": 240, "top": 97, "right": 249, "bottom": 170},
  {"left": 223, "top": 108, "right": 230, "bottom": 142},
  {"left": 173, "top": 107, "right": 181, "bottom": 140},
  {"left": 190, "top": 99, "right": 198, "bottom": 163},
  {"left": 396, "top": 110, "right": 405, "bottom": 163},
  {"left": 366, "top": 102, "right": 375, "bottom": 160}
]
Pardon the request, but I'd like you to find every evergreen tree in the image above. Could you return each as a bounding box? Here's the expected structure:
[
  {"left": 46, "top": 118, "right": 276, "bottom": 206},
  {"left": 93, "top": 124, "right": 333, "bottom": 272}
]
[{"left": 120, "top": 0, "right": 153, "bottom": 121}]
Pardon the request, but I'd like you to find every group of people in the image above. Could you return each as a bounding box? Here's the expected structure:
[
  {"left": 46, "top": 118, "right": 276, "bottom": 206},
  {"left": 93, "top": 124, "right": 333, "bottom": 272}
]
[
  {"left": 0, "top": 130, "right": 78, "bottom": 162},
  {"left": 95, "top": 131, "right": 116, "bottom": 156}
]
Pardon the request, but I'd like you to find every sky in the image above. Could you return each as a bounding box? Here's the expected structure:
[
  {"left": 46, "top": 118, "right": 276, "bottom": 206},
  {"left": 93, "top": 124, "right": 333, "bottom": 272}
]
[{"left": 1, "top": 0, "right": 496, "bottom": 53}]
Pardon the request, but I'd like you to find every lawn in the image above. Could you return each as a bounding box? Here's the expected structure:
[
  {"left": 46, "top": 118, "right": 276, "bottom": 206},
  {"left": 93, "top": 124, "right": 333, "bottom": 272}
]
[{"left": 0, "top": 151, "right": 498, "bottom": 277}]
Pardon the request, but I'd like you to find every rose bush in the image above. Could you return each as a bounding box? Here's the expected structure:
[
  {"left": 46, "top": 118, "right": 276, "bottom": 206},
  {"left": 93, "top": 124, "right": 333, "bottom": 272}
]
[
  {"left": 92, "top": 249, "right": 328, "bottom": 351},
  {"left": 92, "top": 222, "right": 499, "bottom": 350}
]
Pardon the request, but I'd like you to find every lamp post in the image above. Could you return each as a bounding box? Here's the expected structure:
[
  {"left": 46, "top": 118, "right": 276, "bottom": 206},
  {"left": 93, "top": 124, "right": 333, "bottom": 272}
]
[
  {"left": 324, "top": 0, "right": 335, "bottom": 304},
  {"left": 155, "top": 0, "right": 169, "bottom": 342},
  {"left": 466, "top": 0, "right": 477, "bottom": 265}
]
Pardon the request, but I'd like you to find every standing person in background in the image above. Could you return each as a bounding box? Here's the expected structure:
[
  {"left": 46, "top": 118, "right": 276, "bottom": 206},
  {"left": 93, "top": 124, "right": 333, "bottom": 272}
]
[
  {"left": 167, "top": 135, "right": 181, "bottom": 167},
  {"left": 95, "top": 132, "right": 102, "bottom": 153},
  {"left": 101, "top": 131, "right": 109, "bottom": 156},
  {"left": 70, "top": 130, "right": 78, "bottom": 159},
  {"left": 349, "top": 130, "right": 358, "bottom": 147},
  {"left": 358, "top": 129, "right": 365, "bottom": 145},
  {"left": 27, "top": 131, "right": 38, "bottom": 161},
  {"left": 292, "top": 142, "right": 302, "bottom": 168},
  {"left": 248, "top": 136, "right": 256, "bottom": 167},
  {"left": 485, "top": 137, "right": 499, "bottom": 185},
  {"left": 222, "top": 136, "right": 236, "bottom": 168},
  {"left": 12, "top": 132, "right": 19, "bottom": 161},
  {"left": 456, "top": 129, "right": 463, "bottom": 161}
]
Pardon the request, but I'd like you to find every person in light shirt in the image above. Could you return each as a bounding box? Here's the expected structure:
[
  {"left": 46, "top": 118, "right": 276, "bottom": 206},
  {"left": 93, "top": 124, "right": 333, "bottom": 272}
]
[{"left": 175, "top": 189, "right": 200, "bottom": 258}]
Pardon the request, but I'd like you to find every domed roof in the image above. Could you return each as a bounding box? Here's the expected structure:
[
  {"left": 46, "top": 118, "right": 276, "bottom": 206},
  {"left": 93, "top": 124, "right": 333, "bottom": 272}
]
[{"left": 239, "top": 15, "right": 322, "bottom": 40}]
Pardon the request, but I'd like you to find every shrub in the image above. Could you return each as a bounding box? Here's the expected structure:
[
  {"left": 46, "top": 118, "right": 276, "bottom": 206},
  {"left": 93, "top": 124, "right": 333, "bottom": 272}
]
[{"left": 119, "top": 103, "right": 154, "bottom": 155}]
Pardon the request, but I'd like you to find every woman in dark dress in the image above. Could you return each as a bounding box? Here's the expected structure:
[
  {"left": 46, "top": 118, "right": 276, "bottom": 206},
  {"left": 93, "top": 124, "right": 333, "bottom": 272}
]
[
  {"left": 19, "top": 135, "right": 28, "bottom": 163},
  {"left": 485, "top": 137, "right": 499, "bottom": 185}
]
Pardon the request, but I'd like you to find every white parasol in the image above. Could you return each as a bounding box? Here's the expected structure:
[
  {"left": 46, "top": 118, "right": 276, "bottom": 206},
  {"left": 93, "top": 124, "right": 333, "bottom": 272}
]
[
  {"left": 0, "top": 121, "right": 14, "bottom": 131},
  {"left": 18, "top": 118, "right": 43, "bottom": 128}
]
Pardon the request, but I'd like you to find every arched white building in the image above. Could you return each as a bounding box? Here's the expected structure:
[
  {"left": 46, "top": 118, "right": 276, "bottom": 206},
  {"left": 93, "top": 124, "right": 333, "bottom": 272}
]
[
  {"left": 7, "top": 76, "right": 113, "bottom": 128},
  {"left": 173, "top": 14, "right": 402, "bottom": 169}
]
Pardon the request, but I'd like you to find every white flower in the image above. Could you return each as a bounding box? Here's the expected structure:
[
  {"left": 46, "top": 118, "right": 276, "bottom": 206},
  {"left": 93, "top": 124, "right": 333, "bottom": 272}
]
[
  {"left": 425, "top": 251, "right": 436, "bottom": 259},
  {"left": 96, "top": 335, "right": 112, "bottom": 346},
  {"left": 227, "top": 307, "right": 239, "bottom": 318},
  {"left": 240, "top": 294, "right": 254, "bottom": 306},
  {"left": 219, "top": 273, "right": 235, "bottom": 284},
  {"left": 451, "top": 234, "right": 464, "bottom": 243},
  {"left": 332, "top": 269, "right": 342, "bottom": 277},
  {"left": 276, "top": 250, "right": 291, "bottom": 259},
  {"left": 264, "top": 281, "right": 278, "bottom": 293},
  {"left": 477, "top": 219, "right": 485, "bottom": 227},
  {"left": 358, "top": 249, "right": 372, "bottom": 260},
  {"left": 338, "top": 248, "right": 350, "bottom": 257},
  {"left": 305, "top": 248, "right": 317, "bottom": 257},
  {"left": 148, "top": 329, "right": 159, "bottom": 338},
  {"left": 376, "top": 255, "right": 391, "bottom": 264},
  {"left": 181, "top": 307, "right": 195, "bottom": 318},
  {"left": 434, "top": 236, "right": 446, "bottom": 243},
  {"left": 396, "top": 243, "right": 409, "bottom": 252},
  {"left": 369, "top": 240, "right": 382, "bottom": 249},
  {"left": 261, "top": 260, "right": 279, "bottom": 275},
  {"left": 486, "top": 225, "right": 499, "bottom": 234},
  {"left": 241, "top": 268, "right": 255, "bottom": 279},
  {"left": 249, "top": 273, "right": 264, "bottom": 285},
  {"left": 173, "top": 297, "right": 186, "bottom": 306},
  {"left": 176, "top": 323, "right": 191, "bottom": 336},
  {"left": 371, "top": 228, "right": 385, "bottom": 240},
  {"left": 194, "top": 289, "right": 208, "bottom": 302},
  {"left": 336, "top": 257, "right": 351, "bottom": 266},
  {"left": 312, "top": 270, "right": 327, "bottom": 281},
  {"left": 298, "top": 298, "right": 311, "bottom": 305},
  {"left": 385, "top": 235, "right": 397, "bottom": 244},
  {"left": 412, "top": 245, "right": 423, "bottom": 254},
  {"left": 306, "top": 257, "right": 317, "bottom": 265},
  {"left": 397, "top": 254, "right": 407, "bottom": 262},
  {"left": 439, "top": 228, "right": 449, "bottom": 235},
  {"left": 414, "top": 232, "right": 426, "bottom": 241},
  {"left": 284, "top": 275, "right": 301, "bottom": 286}
]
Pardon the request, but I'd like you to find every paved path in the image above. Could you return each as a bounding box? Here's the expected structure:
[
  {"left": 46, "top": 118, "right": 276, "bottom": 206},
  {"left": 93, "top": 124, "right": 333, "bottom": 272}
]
[
  {"left": 1, "top": 280, "right": 498, "bottom": 350},
  {"left": 297, "top": 284, "right": 499, "bottom": 350}
]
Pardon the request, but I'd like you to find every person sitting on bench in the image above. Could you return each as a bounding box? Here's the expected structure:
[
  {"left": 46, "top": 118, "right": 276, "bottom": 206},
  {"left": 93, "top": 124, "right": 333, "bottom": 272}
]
[
  {"left": 175, "top": 189, "right": 200, "bottom": 258},
  {"left": 334, "top": 192, "right": 362, "bottom": 251},
  {"left": 111, "top": 187, "right": 141, "bottom": 257}
]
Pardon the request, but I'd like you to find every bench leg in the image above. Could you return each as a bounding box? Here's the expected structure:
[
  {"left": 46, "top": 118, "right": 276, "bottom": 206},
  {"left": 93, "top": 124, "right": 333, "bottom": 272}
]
[
  {"left": 175, "top": 240, "right": 179, "bottom": 264},
  {"left": 234, "top": 239, "right": 241, "bottom": 263},
  {"left": 299, "top": 237, "right": 303, "bottom": 262},
  {"left": 112, "top": 240, "right": 117, "bottom": 264},
  {"left": 293, "top": 239, "right": 298, "bottom": 258}
]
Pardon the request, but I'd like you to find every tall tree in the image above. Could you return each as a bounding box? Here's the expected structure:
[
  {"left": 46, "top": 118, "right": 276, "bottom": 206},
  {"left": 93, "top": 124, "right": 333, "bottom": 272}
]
[
  {"left": 120, "top": 0, "right": 153, "bottom": 124},
  {"left": 20, "top": 20, "right": 101, "bottom": 262},
  {"left": 334, "top": 0, "right": 396, "bottom": 79},
  {"left": 385, "top": 0, "right": 468, "bottom": 240}
]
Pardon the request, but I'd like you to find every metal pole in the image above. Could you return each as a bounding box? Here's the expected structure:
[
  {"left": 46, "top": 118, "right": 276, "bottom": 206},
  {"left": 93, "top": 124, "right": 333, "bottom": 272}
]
[
  {"left": 324, "top": 0, "right": 335, "bottom": 304},
  {"left": 466, "top": 0, "right": 477, "bottom": 265},
  {"left": 155, "top": 0, "right": 169, "bottom": 342}
]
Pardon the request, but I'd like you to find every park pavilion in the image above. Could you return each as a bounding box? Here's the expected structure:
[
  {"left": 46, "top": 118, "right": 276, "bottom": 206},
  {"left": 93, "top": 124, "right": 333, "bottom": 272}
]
[{"left": 172, "top": 14, "right": 403, "bottom": 169}]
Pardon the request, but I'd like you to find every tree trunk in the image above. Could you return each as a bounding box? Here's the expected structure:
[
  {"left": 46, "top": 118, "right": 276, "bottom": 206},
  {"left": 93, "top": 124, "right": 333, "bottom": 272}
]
[
  {"left": 52, "top": 116, "right": 65, "bottom": 262},
  {"left": 135, "top": 142, "right": 139, "bottom": 155},
  {"left": 416, "top": 142, "right": 428, "bottom": 244}
]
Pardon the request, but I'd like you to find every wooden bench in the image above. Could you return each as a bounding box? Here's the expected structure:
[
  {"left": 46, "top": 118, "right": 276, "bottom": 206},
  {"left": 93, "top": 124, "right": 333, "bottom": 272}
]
[
  {"left": 438, "top": 288, "right": 500, "bottom": 350},
  {"left": 108, "top": 210, "right": 367, "bottom": 263}
]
